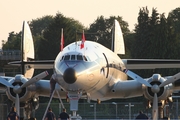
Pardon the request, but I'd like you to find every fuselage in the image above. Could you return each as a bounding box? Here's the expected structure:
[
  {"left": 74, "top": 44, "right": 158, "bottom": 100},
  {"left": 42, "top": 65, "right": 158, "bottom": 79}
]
[{"left": 54, "top": 41, "right": 127, "bottom": 98}]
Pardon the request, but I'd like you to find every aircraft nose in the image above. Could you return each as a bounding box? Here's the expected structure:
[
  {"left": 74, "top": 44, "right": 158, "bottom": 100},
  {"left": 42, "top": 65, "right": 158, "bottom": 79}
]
[{"left": 63, "top": 67, "right": 77, "bottom": 84}]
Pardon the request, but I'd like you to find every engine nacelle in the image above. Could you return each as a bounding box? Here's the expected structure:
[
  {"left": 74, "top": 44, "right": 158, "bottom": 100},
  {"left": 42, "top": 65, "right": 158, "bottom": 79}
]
[
  {"left": 6, "top": 74, "right": 33, "bottom": 102},
  {"left": 142, "top": 74, "right": 172, "bottom": 102}
]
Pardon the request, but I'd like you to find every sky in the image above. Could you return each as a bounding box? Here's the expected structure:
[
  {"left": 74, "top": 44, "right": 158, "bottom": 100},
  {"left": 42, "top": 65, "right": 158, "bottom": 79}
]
[{"left": 0, "top": 0, "right": 179, "bottom": 48}]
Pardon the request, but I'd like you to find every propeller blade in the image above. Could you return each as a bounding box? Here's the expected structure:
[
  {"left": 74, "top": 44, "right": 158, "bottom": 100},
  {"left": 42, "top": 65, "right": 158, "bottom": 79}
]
[
  {"left": 159, "top": 72, "right": 180, "bottom": 87},
  {"left": 0, "top": 77, "right": 14, "bottom": 88},
  {"left": 15, "top": 94, "right": 20, "bottom": 116},
  {"left": 20, "top": 71, "right": 49, "bottom": 88},
  {"left": 123, "top": 69, "right": 152, "bottom": 87},
  {"left": 152, "top": 93, "right": 158, "bottom": 120}
]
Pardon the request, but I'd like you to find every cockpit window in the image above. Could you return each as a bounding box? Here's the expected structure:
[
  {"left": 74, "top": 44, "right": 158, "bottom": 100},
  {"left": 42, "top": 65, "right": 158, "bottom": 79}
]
[
  {"left": 77, "top": 55, "right": 83, "bottom": 60},
  {"left": 60, "top": 56, "right": 64, "bottom": 61},
  {"left": 61, "top": 54, "right": 91, "bottom": 61},
  {"left": 64, "top": 55, "right": 70, "bottom": 60},
  {"left": 71, "top": 55, "right": 76, "bottom": 60},
  {"left": 83, "top": 56, "right": 88, "bottom": 61}
]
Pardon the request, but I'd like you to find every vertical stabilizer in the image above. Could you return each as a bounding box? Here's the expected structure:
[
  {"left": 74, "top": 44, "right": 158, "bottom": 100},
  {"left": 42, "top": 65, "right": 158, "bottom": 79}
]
[
  {"left": 21, "top": 21, "right": 34, "bottom": 78},
  {"left": 22, "top": 21, "right": 34, "bottom": 61},
  {"left": 111, "top": 19, "right": 125, "bottom": 55}
]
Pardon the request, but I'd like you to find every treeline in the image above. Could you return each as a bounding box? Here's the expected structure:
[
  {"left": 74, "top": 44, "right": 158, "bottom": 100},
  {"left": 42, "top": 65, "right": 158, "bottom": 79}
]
[{"left": 2, "top": 7, "right": 180, "bottom": 78}]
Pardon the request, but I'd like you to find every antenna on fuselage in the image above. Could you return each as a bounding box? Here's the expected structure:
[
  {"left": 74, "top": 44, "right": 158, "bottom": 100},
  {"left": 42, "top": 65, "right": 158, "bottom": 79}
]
[
  {"left": 80, "top": 30, "right": 86, "bottom": 49},
  {"left": 60, "top": 28, "right": 64, "bottom": 51}
]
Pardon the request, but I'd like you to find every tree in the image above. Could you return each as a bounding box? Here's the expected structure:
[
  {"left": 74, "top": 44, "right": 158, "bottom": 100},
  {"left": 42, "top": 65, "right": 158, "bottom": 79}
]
[
  {"left": 36, "top": 12, "right": 84, "bottom": 60},
  {"left": 167, "top": 7, "right": 180, "bottom": 59},
  {"left": 132, "top": 7, "right": 180, "bottom": 77},
  {"left": 28, "top": 15, "right": 54, "bottom": 59},
  {"left": 29, "top": 15, "right": 54, "bottom": 36},
  {"left": 133, "top": 7, "right": 150, "bottom": 59},
  {"left": 133, "top": 7, "right": 165, "bottom": 77},
  {"left": 87, "top": 16, "right": 130, "bottom": 52},
  {"left": 2, "top": 31, "right": 21, "bottom": 50}
]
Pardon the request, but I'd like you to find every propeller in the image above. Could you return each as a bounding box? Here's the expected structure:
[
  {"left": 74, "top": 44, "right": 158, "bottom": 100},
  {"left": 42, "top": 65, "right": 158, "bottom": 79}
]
[
  {"left": 15, "top": 94, "right": 20, "bottom": 115},
  {"left": 0, "top": 77, "right": 14, "bottom": 88},
  {"left": 152, "top": 93, "right": 158, "bottom": 119},
  {"left": 123, "top": 69, "right": 180, "bottom": 120},
  {"left": 159, "top": 72, "right": 180, "bottom": 87},
  {"left": 123, "top": 69, "right": 152, "bottom": 87},
  {"left": 17, "top": 71, "right": 49, "bottom": 91},
  {"left": 0, "top": 71, "right": 49, "bottom": 116}
]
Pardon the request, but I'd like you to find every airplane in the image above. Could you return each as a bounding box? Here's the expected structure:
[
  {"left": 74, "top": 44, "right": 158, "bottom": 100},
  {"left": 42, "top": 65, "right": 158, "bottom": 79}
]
[{"left": 1, "top": 19, "right": 180, "bottom": 120}]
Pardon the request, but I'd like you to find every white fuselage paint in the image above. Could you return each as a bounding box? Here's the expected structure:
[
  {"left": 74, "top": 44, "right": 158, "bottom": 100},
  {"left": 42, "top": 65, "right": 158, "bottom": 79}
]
[{"left": 54, "top": 41, "right": 134, "bottom": 100}]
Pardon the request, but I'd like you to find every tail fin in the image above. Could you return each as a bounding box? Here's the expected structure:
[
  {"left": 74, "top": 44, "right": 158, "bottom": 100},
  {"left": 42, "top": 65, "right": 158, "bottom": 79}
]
[
  {"left": 21, "top": 21, "right": 34, "bottom": 78},
  {"left": 111, "top": 19, "right": 125, "bottom": 55},
  {"left": 9, "top": 21, "right": 54, "bottom": 76}
]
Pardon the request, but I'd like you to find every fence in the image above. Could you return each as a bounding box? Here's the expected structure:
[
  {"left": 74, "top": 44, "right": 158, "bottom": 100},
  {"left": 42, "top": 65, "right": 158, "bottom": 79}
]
[
  {"left": 1, "top": 102, "right": 180, "bottom": 119},
  {"left": 0, "top": 50, "right": 21, "bottom": 60},
  {"left": 0, "top": 104, "right": 8, "bottom": 120},
  {"left": 34, "top": 102, "right": 149, "bottom": 119}
]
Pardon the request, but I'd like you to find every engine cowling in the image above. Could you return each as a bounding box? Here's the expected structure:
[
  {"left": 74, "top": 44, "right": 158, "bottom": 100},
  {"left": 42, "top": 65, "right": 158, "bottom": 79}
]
[
  {"left": 6, "top": 74, "right": 33, "bottom": 102},
  {"left": 142, "top": 74, "right": 172, "bottom": 102}
]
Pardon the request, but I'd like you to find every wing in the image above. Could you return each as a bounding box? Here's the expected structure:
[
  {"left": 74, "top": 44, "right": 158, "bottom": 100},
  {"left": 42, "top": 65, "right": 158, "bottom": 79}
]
[
  {"left": 8, "top": 60, "right": 54, "bottom": 69},
  {"left": 106, "top": 70, "right": 180, "bottom": 120},
  {"left": 122, "top": 59, "right": 180, "bottom": 69},
  {"left": 104, "top": 79, "right": 143, "bottom": 99}
]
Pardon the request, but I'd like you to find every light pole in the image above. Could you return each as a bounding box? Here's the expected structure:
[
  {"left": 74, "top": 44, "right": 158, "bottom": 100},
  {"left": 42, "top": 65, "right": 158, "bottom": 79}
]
[
  {"left": 112, "top": 102, "right": 117, "bottom": 119},
  {"left": 90, "top": 104, "right": 96, "bottom": 120},
  {"left": 125, "top": 103, "right": 134, "bottom": 120}
]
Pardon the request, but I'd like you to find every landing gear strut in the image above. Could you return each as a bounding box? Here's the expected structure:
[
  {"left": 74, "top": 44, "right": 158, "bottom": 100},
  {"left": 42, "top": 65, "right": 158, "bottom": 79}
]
[{"left": 68, "top": 92, "right": 82, "bottom": 120}]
